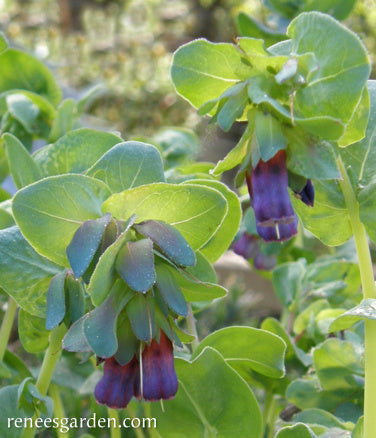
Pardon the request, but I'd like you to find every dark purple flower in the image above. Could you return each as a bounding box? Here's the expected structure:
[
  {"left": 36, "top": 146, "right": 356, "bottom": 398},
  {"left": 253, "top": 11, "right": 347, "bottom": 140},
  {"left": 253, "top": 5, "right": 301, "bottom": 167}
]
[
  {"left": 232, "top": 232, "right": 259, "bottom": 260},
  {"left": 141, "top": 331, "right": 178, "bottom": 401},
  {"left": 94, "top": 331, "right": 178, "bottom": 409},
  {"left": 246, "top": 150, "right": 298, "bottom": 242},
  {"left": 296, "top": 179, "right": 315, "bottom": 207}
]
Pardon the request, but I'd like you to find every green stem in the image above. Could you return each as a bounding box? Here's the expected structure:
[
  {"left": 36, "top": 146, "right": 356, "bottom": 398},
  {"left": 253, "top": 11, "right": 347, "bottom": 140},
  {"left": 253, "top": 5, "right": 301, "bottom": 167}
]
[
  {"left": 337, "top": 156, "right": 376, "bottom": 438},
  {"left": 49, "top": 384, "right": 67, "bottom": 438},
  {"left": 186, "top": 304, "right": 200, "bottom": 351},
  {"left": 263, "top": 392, "right": 278, "bottom": 438},
  {"left": 21, "top": 324, "right": 67, "bottom": 438},
  {"left": 0, "top": 297, "right": 17, "bottom": 362},
  {"left": 108, "top": 408, "right": 121, "bottom": 438},
  {"left": 143, "top": 403, "right": 158, "bottom": 438}
]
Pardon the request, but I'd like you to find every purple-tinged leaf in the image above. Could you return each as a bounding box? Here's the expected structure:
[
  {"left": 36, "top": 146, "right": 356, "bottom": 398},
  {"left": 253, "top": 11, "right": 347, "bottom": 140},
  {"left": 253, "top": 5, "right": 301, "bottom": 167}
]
[
  {"left": 134, "top": 220, "right": 196, "bottom": 267},
  {"left": 115, "top": 312, "right": 139, "bottom": 366},
  {"left": 115, "top": 238, "right": 155, "bottom": 293},
  {"left": 84, "top": 280, "right": 135, "bottom": 358},
  {"left": 46, "top": 271, "right": 67, "bottom": 330},
  {"left": 66, "top": 213, "right": 112, "bottom": 279},
  {"left": 127, "top": 294, "right": 156, "bottom": 342}
]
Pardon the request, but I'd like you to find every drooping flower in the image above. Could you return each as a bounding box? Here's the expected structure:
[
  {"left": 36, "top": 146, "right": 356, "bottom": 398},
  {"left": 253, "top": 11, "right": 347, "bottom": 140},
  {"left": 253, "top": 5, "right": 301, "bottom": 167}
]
[
  {"left": 94, "top": 331, "right": 178, "bottom": 409},
  {"left": 246, "top": 150, "right": 299, "bottom": 242}
]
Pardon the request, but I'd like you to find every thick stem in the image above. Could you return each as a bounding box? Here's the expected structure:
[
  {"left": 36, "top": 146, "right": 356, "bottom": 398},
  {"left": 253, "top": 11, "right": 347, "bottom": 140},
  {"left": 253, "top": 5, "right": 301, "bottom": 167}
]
[
  {"left": 0, "top": 297, "right": 17, "bottom": 362},
  {"left": 337, "top": 156, "right": 376, "bottom": 438},
  {"left": 263, "top": 392, "right": 278, "bottom": 438},
  {"left": 21, "top": 324, "right": 67, "bottom": 438},
  {"left": 49, "top": 384, "right": 67, "bottom": 438}
]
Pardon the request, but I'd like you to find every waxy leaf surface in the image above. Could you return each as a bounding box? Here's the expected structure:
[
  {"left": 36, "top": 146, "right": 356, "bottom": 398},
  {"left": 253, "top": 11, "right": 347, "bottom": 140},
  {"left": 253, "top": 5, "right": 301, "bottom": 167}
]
[
  {"left": 13, "top": 174, "right": 111, "bottom": 265},
  {"left": 103, "top": 183, "right": 228, "bottom": 252}
]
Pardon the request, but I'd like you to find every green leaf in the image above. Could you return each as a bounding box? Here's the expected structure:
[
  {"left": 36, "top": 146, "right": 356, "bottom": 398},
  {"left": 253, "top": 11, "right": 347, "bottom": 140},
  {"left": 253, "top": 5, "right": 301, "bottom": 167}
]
[
  {"left": 341, "top": 81, "right": 376, "bottom": 186},
  {"left": 237, "top": 12, "right": 286, "bottom": 46},
  {"left": 287, "top": 377, "right": 359, "bottom": 411},
  {"left": 261, "top": 317, "right": 312, "bottom": 366},
  {"left": 211, "top": 127, "right": 251, "bottom": 176},
  {"left": 62, "top": 315, "right": 91, "bottom": 353},
  {"left": 46, "top": 271, "right": 66, "bottom": 330},
  {"left": 87, "top": 224, "right": 134, "bottom": 306},
  {"left": 155, "top": 263, "right": 188, "bottom": 317},
  {"left": 313, "top": 338, "right": 363, "bottom": 391},
  {"left": 301, "top": 0, "right": 357, "bottom": 21},
  {"left": 171, "top": 252, "right": 227, "bottom": 302},
  {"left": 182, "top": 179, "right": 241, "bottom": 262},
  {"left": 293, "top": 299, "right": 328, "bottom": 334},
  {"left": 286, "top": 129, "right": 340, "bottom": 180},
  {"left": 102, "top": 183, "right": 228, "bottom": 252},
  {"left": 65, "top": 274, "right": 85, "bottom": 323},
  {"left": 192, "top": 326, "right": 286, "bottom": 378},
  {"left": 255, "top": 111, "right": 287, "bottom": 162},
  {"left": 4, "top": 133, "right": 42, "bottom": 188},
  {"left": 33, "top": 128, "right": 122, "bottom": 177},
  {"left": 151, "top": 347, "right": 262, "bottom": 438},
  {"left": 0, "top": 48, "right": 62, "bottom": 106},
  {"left": 135, "top": 220, "right": 196, "bottom": 267},
  {"left": 87, "top": 141, "right": 165, "bottom": 193},
  {"left": 6, "top": 94, "right": 40, "bottom": 133},
  {"left": 3, "top": 350, "right": 32, "bottom": 381},
  {"left": 0, "top": 226, "right": 62, "bottom": 317},
  {"left": 18, "top": 309, "right": 49, "bottom": 353},
  {"left": 294, "top": 408, "right": 353, "bottom": 431},
  {"left": 288, "top": 12, "right": 370, "bottom": 129},
  {"left": 66, "top": 213, "right": 112, "bottom": 279},
  {"left": 126, "top": 293, "right": 156, "bottom": 342},
  {"left": 13, "top": 174, "right": 111, "bottom": 265},
  {"left": 330, "top": 299, "right": 376, "bottom": 332},
  {"left": 0, "top": 385, "right": 26, "bottom": 437},
  {"left": 115, "top": 312, "right": 139, "bottom": 365},
  {"left": 276, "top": 423, "right": 317, "bottom": 438},
  {"left": 293, "top": 180, "right": 351, "bottom": 246},
  {"left": 115, "top": 238, "right": 156, "bottom": 293},
  {"left": 217, "top": 87, "right": 248, "bottom": 131},
  {"left": 338, "top": 86, "right": 370, "bottom": 147},
  {"left": 48, "top": 98, "right": 77, "bottom": 143},
  {"left": 273, "top": 261, "right": 306, "bottom": 308},
  {"left": 352, "top": 417, "right": 364, "bottom": 438},
  {"left": 171, "top": 39, "right": 252, "bottom": 110},
  {"left": 84, "top": 280, "right": 134, "bottom": 357}
]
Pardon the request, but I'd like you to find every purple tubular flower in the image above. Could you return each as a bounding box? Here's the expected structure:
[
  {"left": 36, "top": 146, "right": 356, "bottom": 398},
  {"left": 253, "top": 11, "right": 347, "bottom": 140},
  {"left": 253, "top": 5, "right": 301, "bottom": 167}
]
[
  {"left": 94, "top": 356, "right": 140, "bottom": 409},
  {"left": 298, "top": 179, "right": 315, "bottom": 207},
  {"left": 232, "top": 232, "right": 259, "bottom": 260},
  {"left": 142, "top": 331, "right": 178, "bottom": 401},
  {"left": 94, "top": 331, "right": 178, "bottom": 409},
  {"left": 247, "top": 150, "right": 298, "bottom": 242}
]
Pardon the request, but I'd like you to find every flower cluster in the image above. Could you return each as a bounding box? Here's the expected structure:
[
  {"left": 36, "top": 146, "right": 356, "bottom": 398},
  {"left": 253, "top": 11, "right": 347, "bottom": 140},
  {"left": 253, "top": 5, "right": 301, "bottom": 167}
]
[{"left": 95, "top": 331, "right": 178, "bottom": 409}]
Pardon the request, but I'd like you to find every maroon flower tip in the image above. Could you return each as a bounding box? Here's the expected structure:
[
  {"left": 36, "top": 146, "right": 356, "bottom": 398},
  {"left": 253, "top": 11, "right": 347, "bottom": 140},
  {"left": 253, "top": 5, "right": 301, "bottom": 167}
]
[
  {"left": 94, "top": 356, "right": 140, "bottom": 409},
  {"left": 142, "top": 331, "right": 178, "bottom": 401},
  {"left": 257, "top": 217, "right": 298, "bottom": 243},
  {"left": 232, "top": 233, "right": 259, "bottom": 260}
]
